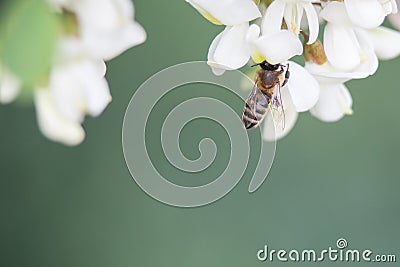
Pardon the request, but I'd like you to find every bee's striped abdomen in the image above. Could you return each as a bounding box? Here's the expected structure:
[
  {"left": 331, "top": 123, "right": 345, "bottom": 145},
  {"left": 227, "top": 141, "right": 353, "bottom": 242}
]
[{"left": 242, "top": 92, "right": 270, "bottom": 129}]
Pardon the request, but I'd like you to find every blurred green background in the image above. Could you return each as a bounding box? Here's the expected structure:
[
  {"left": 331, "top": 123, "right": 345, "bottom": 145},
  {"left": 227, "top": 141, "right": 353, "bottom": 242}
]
[{"left": 1, "top": 0, "right": 399, "bottom": 266}]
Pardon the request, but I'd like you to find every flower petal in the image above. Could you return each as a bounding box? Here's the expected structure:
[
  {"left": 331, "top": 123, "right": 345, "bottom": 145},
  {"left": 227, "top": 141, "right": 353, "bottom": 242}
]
[
  {"left": 72, "top": 0, "right": 146, "bottom": 60},
  {"left": 324, "top": 23, "right": 361, "bottom": 71},
  {"left": 81, "top": 21, "right": 147, "bottom": 60},
  {"left": 295, "top": 3, "right": 304, "bottom": 34},
  {"left": 355, "top": 48, "right": 378, "bottom": 75},
  {"left": 208, "top": 23, "right": 251, "bottom": 70},
  {"left": 73, "top": 0, "right": 133, "bottom": 31},
  {"left": 50, "top": 59, "right": 111, "bottom": 122},
  {"left": 366, "top": 26, "right": 400, "bottom": 60},
  {"left": 246, "top": 24, "right": 261, "bottom": 63},
  {"left": 187, "top": 0, "right": 261, "bottom": 26},
  {"left": 263, "top": 89, "right": 298, "bottom": 141},
  {"left": 246, "top": 23, "right": 261, "bottom": 44},
  {"left": 287, "top": 61, "right": 319, "bottom": 112},
  {"left": 303, "top": 2, "right": 319, "bottom": 44},
  {"left": 211, "top": 67, "right": 226, "bottom": 76},
  {"left": 34, "top": 88, "right": 85, "bottom": 146},
  {"left": 261, "top": 0, "right": 286, "bottom": 35},
  {"left": 392, "top": 0, "right": 399, "bottom": 14},
  {"left": 319, "top": 2, "right": 353, "bottom": 26},
  {"left": 344, "top": 0, "right": 385, "bottom": 29},
  {"left": 283, "top": 3, "right": 297, "bottom": 34},
  {"left": 305, "top": 62, "right": 369, "bottom": 84},
  {"left": 80, "top": 64, "right": 112, "bottom": 117},
  {"left": 207, "top": 29, "right": 224, "bottom": 72},
  {"left": 353, "top": 29, "right": 379, "bottom": 75},
  {"left": 255, "top": 30, "right": 303, "bottom": 64},
  {"left": 310, "top": 83, "right": 352, "bottom": 122}
]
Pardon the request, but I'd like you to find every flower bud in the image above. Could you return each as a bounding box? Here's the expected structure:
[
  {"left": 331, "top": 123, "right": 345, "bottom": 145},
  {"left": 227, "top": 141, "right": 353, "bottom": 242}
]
[{"left": 303, "top": 39, "right": 327, "bottom": 65}]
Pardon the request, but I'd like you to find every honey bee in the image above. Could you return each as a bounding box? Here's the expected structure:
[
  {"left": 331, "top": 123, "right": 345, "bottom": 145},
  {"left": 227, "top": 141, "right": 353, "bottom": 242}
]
[{"left": 242, "top": 60, "right": 290, "bottom": 130}]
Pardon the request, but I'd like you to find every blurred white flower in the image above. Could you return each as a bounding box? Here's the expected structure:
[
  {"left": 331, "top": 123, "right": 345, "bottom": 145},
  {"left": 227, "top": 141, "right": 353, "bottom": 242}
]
[
  {"left": 51, "top": 0, "right": 147, "bottom": 60},
  {"left": 261, "top": 0, "right": 320, "bottom": 44},
  {"left": 186, "top": 0, "right": 261, "bottom": 25},
  {"left": 263, "top": 61, "right": 319, "bottom": 141},
  {"left": 34, "top": 48, "right": 111, "bottom": 145},
  {"left": 1, "top": 0, "right": 146, "bottom": 145},
  {"left": 0, "top": 66, "right": 21, "bottom": 104}
]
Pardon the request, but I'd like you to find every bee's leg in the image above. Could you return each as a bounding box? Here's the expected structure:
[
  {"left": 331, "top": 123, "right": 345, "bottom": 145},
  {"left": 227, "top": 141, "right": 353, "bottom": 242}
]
[
  {"left": 278, "top": 65, "right": 285, "bottom": 74},
  {"left": 282, "top": 63, "right": 290, "bottom": 87}
]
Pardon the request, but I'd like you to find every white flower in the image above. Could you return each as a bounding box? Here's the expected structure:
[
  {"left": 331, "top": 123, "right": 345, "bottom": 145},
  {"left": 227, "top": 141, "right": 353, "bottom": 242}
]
[
  {"left": 305, "top": 24, "right": 398, "bottom": 123},
  {"left": 0, "top": 66, "right": 21, "bottom": 104},
  {"left": 208, "top": 23, "right": 260, "bottom": 75},
  {"left": 321, "top": 2, "right": 378, "bottom": 73},
  {"left": 263, "top": 61, "right": 319, "bottom": 141},
  {"left": 310, "top": 83, "right": 353, "bottom": 122},
  {"left": 255, "top": 0, "right": 317, "bottom": 65},
  {"left": 34, "top": 39, "right": 111, "bottom": 145},
  {"left": 186, "top": 0, "right": 261, "bottom": 25},
  {"left": 261, "top": 0, "right": 320, "bottom": 44},
  {"left": 344, "top": 0, "right": 397, "bottom": 29},
  {"left": 52, "top": 0, "right": 147, "bottom": 60},
  {"left": 208, "top": 24, "right": 303, "bottom": 75},
  {"left": 306, "top": 62, "right": 370, "bottom": 122}
]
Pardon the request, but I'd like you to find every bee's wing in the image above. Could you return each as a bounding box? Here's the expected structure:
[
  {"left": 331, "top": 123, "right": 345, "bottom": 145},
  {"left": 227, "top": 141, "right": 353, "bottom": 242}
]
[
  {"left": 242, "top": 85, "right": 270, "bottom": 129},
  {"left": 269, "top": 83, "right": 286, "bottom": 130}
]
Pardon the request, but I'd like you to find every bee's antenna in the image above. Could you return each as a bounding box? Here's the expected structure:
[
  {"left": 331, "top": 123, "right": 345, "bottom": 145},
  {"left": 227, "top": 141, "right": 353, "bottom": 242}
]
[{"left": 250, "top": 63, "right": 259, "bottom": 67}]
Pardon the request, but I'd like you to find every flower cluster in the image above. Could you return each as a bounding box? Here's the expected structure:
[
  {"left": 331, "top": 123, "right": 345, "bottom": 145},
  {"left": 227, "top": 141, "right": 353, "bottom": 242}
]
[
  {"left": 0, "top": 0, "right": 146, "bottom": 145},
  {"left": 187, "top": 0, "right": 400, "bottom": 140}
]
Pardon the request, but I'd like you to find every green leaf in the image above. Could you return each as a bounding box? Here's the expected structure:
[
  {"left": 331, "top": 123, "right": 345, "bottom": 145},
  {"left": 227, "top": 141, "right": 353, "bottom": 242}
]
[{"left": 0, "top": 0, "right": 61, "bottom": 88}]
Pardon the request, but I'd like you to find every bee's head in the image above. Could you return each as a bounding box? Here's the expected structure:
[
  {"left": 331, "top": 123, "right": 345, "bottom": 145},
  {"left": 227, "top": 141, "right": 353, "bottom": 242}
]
[{"left": 252, "top": 60, "right": 280, "bottom": 71}]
